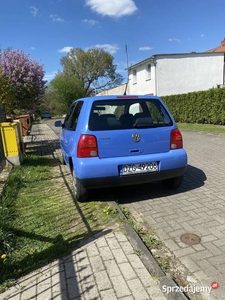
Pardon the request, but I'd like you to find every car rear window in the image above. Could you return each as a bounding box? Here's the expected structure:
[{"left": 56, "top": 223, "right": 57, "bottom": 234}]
[{"left": 88, "top": 98, "right": 173, "bottom": 131}]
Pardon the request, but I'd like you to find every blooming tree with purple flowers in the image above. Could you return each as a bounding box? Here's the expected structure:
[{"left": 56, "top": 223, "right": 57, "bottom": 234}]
[
  {"left": 0, "top": 49, "right": 46, "bottom": 112},
  {"left": 0, "top": 67, "right": 14, "bottom": 111}
]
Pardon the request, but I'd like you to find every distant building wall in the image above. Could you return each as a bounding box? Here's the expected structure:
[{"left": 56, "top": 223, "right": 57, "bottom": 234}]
[
  {"left": 155, "top": 53, "right": 224, "bottom": 96},
  {"left": 96, "top": 83, "right": 129, "bottom": 96},
  {"left": 128, "top": 61, "right": 156, "bottom": 95}
]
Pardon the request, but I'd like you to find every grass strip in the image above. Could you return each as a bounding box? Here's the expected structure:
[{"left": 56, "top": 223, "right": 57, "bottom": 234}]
[{"left": 177, "top": 122, "right": 225, "bottom": 134}]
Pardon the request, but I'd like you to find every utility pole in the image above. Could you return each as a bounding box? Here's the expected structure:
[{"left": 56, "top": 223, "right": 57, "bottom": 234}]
[
  {"left": 125, "top": 44, "right": 129, "bottom": 70},
  {"left": 124, "top": 44, "right": 129, "bottom": 95}
]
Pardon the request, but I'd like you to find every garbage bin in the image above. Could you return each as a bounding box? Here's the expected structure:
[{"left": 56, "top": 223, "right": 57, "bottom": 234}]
[
  {"left": 0, "top": 122, "right": 22, "bottom": 166},
  {"left": 13, "top": 120, "right": 25, "bottom": 153},
  {"left": 15, "top": 114, "right": 31, "bottom": 136}
]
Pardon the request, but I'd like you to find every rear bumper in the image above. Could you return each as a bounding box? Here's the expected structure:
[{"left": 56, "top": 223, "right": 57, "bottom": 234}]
[{"left": 78, "top": 166, "right": 186, "bottom": 189}]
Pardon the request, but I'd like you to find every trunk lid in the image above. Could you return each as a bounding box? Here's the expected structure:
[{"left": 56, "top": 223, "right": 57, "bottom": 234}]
[{"left": 96, "top": 127, "right": 172, "bottom": 158}]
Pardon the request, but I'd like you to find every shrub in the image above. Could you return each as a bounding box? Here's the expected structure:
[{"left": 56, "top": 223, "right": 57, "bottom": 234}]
[{"left": 162, "top": 87, "right": 225, "bottom": 125}]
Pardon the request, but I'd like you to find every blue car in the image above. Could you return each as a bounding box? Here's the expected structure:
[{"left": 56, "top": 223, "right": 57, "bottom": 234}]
[
  {"left": 41, "top": 111, "right": 51, "bottom": 119},
  {"left": 55, "top": 95, "right": 187, "bottom": 202}
]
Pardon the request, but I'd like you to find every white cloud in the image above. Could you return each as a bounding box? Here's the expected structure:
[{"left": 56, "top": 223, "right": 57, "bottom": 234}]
[
  {"left": 85, "top": 0, "right": 138, "bottom": 18},
  {"left": 90, "top": 44, "right": 119, "bottom": 54},
  {"left": 58, "top": 46, "right": 73, "bottom": 53},
  {"left": 82, "top": 19, "right": 98, "bottom": 26},
  {"left": 50, "top": 14, "right": 65, "bottom": 22},
  {"left": 30, "top": 6, "right": 38, "bottom": 17},
  {"left": 168, "top": 38, "right": 180, "bottom": 43},
  {"left": 31, "top": 47, "right": 36, "bottom": 51},
  {"left": 139, "top": 46, "right": 153, "bottom": 51}
]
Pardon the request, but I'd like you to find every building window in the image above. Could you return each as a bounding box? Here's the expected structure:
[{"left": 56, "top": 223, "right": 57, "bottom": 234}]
[
  {"left": 146, "top": 64, "right": 151, "bottom": 80},
  {"left": 133, "top": 69, "right": 137, "bottom": 84}
]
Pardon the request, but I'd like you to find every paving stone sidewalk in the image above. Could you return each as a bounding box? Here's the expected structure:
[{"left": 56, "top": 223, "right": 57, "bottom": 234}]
[
  {"left": 0, "top": 123, "right": 171, "bottom": 300},
  {"left": 1, "top": 229, "right": 169, "bottom": 300}
]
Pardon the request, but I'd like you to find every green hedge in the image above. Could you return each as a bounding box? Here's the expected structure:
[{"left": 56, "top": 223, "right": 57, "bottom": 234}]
[{"left": 161, "top": 87, "right": 225, "bottom": 125}]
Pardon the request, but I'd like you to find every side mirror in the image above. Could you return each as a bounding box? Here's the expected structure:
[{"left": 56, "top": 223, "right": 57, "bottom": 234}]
[{"left": 54, "top": 120, "right": 62, "bottom": 127}]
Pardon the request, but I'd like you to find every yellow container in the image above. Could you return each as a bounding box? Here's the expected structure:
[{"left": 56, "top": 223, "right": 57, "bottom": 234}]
[
  {"left": 13, "top": 120, "right": 25, "bottom": 153},
  {"left": 0, "top": 122, "right": 20, "bottom": 156}
]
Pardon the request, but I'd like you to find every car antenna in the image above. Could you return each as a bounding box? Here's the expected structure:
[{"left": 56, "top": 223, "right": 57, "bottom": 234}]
[{"left": 123, "top": 44, "right": 129, "bottom": 95}]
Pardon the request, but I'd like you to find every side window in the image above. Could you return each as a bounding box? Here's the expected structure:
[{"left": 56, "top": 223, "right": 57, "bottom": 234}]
[
  {"left": 68, "top": 101, "right": 83, "bottom": 130},
  {"left": 64, "top": 105, "right": 75, "bottom": 130},
  {"left": 64, "top": 101, "right": 83, "bottom": 130},
  {"left": 146, "top": 64, "right": 151, "bottom": 80},
  {"left": 133, "top": 69, "right": 137, "bottom": 84}
]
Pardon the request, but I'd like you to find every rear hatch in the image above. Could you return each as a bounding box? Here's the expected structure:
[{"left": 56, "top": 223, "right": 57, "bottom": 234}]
[{"left": 95, "top": 127, "right": 172, "bottom": 158}]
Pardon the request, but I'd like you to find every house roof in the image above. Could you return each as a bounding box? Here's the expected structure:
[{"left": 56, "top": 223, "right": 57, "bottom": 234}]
[{"left": 206, "top": 39, "right": 225, "bottom": 52}]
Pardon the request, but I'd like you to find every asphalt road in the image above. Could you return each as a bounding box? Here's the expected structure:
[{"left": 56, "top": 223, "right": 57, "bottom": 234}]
[{"left": 44, "top": 118, "right": 63, "bottom": 136}]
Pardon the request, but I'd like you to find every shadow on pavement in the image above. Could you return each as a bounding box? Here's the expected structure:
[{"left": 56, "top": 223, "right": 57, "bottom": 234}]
[
  {"left": 5, "top": 229, "right": 111, "bottom": 300},
  {"left": 87, "top": 164, "right": 207, "bottom": 204}
]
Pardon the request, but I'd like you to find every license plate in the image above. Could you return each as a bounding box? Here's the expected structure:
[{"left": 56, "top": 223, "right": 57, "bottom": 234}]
[{"left": 120, "top": 162, "right": 158, "bottom": 175}]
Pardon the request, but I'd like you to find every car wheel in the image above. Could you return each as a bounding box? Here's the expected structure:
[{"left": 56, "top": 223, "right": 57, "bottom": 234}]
[
  {"left": 162, "top": 175, "right": 183, "bottom": 189},
  {"left": 72, "top": 170, "right": 88, "bottom": 202}
]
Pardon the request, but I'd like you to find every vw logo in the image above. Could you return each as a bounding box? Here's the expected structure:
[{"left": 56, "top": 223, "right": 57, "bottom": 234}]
[{"left": 132, "top": 133, "right": 141, "bottom": 142}]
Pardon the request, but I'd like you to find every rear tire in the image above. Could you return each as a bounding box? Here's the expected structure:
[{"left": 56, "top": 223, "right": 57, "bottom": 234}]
[
  {"left": 162, "top": 175, "right": 183, "bottom": 189},
  {"left": 72, "top": 170, "right": 88, "bottom": 202}
]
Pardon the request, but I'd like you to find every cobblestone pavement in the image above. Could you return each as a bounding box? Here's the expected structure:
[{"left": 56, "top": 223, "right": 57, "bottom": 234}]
[
  {"left": 1, "top": 123, "right": 171, "bottom": 300},
  {"left": 117, "top": 130, "right": 225, "bottom": 300}
]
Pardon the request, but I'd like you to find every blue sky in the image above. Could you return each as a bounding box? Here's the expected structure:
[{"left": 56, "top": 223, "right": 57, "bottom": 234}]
[{"left": 1, "top": 0, "right": 225, "bottom": 82}]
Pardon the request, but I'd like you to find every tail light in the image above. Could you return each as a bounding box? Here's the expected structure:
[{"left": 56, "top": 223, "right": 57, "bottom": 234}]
[
  {"left": 77, "top": 134, "right": 98, "bottom": 158},
  {"left": 170, "top": 129, "right": 183, "bottom": 149}
]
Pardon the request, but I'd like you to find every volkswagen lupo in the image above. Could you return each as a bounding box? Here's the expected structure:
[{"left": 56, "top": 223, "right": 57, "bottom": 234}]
[{"left": 55, "top": 95, "right": 187, "bottom": 202}]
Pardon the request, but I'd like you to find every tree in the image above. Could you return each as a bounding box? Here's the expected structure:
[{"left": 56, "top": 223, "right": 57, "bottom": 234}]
[
  {"left": 0, "top": 49, "right": 46, "bottom": 112},
  {"left": 50, "top": 72, "right": 85, "bottom": 107},
  {"left": 60, "top": 48, "right": 123, "bottom": 96},
  {"left": 0, "top": 67, "right": 14, "bottom": 112},
  {"left": 40, "top": 87, "right": 65, "bottom": 117}
]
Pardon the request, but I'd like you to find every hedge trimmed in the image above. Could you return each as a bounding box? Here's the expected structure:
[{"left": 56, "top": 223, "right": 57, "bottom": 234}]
[{"left": 162, "top": 87, "right": 225, "bottom": 125}]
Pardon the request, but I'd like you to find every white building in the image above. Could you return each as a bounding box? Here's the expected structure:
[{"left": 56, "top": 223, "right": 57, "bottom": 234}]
[
  {"left": 97, "top": 49, "right": 225, "bottom": 97},
  {"left": 127, "top": 52, "right": 225, "bottom": 97}
]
